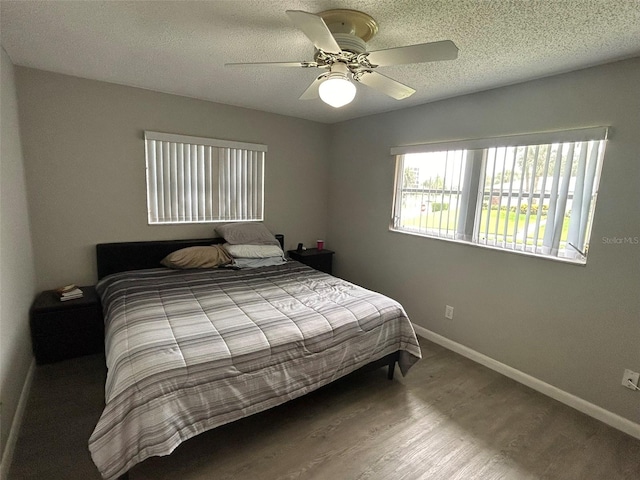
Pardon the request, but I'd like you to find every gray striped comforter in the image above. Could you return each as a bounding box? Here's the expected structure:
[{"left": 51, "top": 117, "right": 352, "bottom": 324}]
[{"left": 89, "top": 262, "right": 421, "bottom": 479}]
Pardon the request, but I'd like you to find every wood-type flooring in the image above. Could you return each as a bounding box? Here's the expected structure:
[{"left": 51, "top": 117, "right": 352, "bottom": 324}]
[{"left": 9, "top": 338, "right": 640, "bottom": 479}]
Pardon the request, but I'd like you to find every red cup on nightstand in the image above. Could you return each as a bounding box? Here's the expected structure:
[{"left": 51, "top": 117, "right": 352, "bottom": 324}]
[{"left": 317, "top": 240, "right": 324, "bottom": 251}]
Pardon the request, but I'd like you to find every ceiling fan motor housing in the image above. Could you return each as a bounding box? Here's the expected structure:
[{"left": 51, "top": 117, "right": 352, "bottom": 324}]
[
  {"left": 332, "top": 33, "right": 367, "bottom": 54},
  {"left": 313, "top": 9, "right": 379, "bottom": 72},
  {"left": 319, "top": 9, "right": 379, "bottom": 41}
]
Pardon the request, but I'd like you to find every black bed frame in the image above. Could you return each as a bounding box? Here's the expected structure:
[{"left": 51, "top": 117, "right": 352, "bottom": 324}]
[
  {"left": 95, "top": 236, "right": 399, "bottom": 480},
  {"left": 97, "top": 237, "right": 224, "bottom": 280}
]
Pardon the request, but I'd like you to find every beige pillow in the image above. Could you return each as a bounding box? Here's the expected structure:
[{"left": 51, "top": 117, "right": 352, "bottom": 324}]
[{"left": 161, "top": 245, "right": 232, "bottom": 269}]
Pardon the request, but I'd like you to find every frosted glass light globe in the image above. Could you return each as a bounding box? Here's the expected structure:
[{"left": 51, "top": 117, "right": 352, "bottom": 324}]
[{"left": 318, "top": 76, "right": 356, "bottom": 108}]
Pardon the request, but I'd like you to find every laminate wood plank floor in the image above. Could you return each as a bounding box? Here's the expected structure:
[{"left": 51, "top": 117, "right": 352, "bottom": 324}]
[{"left": 9, "top": 337, "right": 640, "bottom": 479}]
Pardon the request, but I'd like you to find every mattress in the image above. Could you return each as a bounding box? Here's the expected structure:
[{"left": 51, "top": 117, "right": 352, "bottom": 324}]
[{"left": 89, "top": 261, "right": 421, "bottom": 479}]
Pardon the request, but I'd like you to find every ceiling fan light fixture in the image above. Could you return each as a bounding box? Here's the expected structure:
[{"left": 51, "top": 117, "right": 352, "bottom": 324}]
[
  {"left": 318, "top": 63, "right": 356, "bottom": 108},
  {"left": 319, "top": 75, "right": 356, "bottom": 108}
]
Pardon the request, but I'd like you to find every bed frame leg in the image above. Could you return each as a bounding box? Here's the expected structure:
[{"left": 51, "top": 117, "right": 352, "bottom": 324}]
[{"left": 387, "top": 360, "right": 396, "bottom": 380}]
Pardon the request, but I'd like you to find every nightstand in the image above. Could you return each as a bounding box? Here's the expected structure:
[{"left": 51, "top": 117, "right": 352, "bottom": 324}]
[
  {"left": 287, "top": 248, "right": 335, "bottom": 274},
  {"left": 30, "top": 286, "right": 104, "bottom": 364}
]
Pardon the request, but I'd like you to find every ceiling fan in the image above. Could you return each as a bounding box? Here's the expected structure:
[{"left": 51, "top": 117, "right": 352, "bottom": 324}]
[{"left": 226, "top": 9, "right": 459, "bottom": 108}]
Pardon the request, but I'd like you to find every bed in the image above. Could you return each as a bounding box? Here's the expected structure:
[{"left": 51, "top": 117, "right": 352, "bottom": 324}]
[{"left": 89, "top": 237, "right": 422, "bottom": 480}]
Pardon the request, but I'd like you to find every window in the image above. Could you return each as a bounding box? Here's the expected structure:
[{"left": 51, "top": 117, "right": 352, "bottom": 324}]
[
  {"left": 391, "top": 127, "right": 608, "bottom": 263},
  {"left": 145, "top": 131, "right": 266, "bottom": 224}
]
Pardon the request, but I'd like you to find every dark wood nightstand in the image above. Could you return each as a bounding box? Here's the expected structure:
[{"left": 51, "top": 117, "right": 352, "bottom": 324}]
[
  {"left": 30, "top": 286, "right": 104, "bottom": 364},
  {"left": 287, "top": 248, "right": 335, "bottom": 274}
]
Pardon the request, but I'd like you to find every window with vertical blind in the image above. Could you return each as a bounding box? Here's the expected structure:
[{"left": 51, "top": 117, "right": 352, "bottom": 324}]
[
  {"left": 391, "top": 127, "right": 608, "bottom": 264},
  {"left": 145, "top": 131, "right": 266, "bottom": 224}
]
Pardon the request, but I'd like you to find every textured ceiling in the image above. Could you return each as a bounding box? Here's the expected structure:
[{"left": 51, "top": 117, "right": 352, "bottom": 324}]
[{"left": 2, "top": 0, "right": 640, "bottom": 124}]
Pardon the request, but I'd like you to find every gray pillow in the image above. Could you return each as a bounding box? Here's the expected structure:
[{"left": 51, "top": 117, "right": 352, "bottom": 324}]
[{"left": 216, "top": 223, "right": 279, "bottom": 245}]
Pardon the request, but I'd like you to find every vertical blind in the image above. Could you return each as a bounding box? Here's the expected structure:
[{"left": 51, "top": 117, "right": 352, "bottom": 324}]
[
  {"left": 391, "top": 127, "right": 608, "bottom": 264},
  {"left": 475, "top": 139, "right": 606, "bottom": 259},
  {"left": 145, "top": 131, "right": 266, "bottom": 224}
]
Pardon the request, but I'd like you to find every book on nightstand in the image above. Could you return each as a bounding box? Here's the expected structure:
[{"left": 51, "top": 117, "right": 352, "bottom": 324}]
[{"left": 55, "top": 284, "right": 84, "bottom": 301}]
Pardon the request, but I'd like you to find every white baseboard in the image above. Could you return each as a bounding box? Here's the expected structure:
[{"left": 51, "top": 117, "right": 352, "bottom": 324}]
[
  {"left": 0, "top": 359, "right": 35, "bottom": 480},
  {"left": 412, "top": 324, "right": 640, "bottom": 440}
]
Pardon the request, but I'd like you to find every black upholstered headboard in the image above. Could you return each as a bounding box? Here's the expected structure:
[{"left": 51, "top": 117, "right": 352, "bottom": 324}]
[
  {"left": 96, "top": 238, "right": 222, "bottom": 280},
  {"left": 96, "top": 234, "right": 284, "bottom": 280}
]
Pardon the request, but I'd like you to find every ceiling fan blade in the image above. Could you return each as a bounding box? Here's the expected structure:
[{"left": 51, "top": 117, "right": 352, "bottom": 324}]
[
  {"left": 299, "top": 76, "right": 324, "bottom": 100},
  {"left": 367, "top": 40, "right": 458, "bottom": 66},
  {"left": 226, "top": 61, "right": 317, "bottom": 68},
  {"left": 286, "top": 10, "right": 341, "bottom": 54},
  {"left": 356, "top": 71, "right": 416, "bottom": 100}
]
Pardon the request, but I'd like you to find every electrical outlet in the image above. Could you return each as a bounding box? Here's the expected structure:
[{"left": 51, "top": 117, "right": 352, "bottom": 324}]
[
  {"left": 445, "top": 305, "right": 454, "bottom": 320},
  {"left": 621, "top": 369, "right": 639, "bottom": 390}
]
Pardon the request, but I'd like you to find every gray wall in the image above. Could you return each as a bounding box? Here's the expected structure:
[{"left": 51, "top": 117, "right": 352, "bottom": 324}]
[
  {"left": 15, "top": 67, "right": 331, "bottom": 290},
  {"left": 0, "top": 48, "right": 37, "bottom": 465},
  {"left": 5, "top": 56, "right": 638, "bottom": 461},
  {"left": 328, "top": 58, "right": 640, "bottom": 424}
]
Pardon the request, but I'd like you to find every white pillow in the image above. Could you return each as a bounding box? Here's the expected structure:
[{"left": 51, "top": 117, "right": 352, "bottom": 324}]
[{"left": 224, "top": 243, "right": 284, "bottom": 259}]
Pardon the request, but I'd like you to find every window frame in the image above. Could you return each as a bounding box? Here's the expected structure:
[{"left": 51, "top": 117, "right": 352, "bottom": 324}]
[{"left": 390, "top": 127, "right": 608, "bottom": 265}]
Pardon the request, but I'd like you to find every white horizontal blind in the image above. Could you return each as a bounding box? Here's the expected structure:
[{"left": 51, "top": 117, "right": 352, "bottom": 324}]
[
  {"left": 391, "top": 127, "right": 608, "bottom": 264},
  {"left": 145, "top": 132, "right": 266, "bottom": 224},
  {"left": 391, "top": 127, "right": 608, "bottom": 155}
]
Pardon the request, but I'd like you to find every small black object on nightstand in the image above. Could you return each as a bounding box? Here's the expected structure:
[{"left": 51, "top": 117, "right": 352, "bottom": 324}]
[
  {"left": 30, "top": 286, "right": 104, "bottom": 364},
  {"left": 287, "top": 248, "right": 335, "bottom": 274}
]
